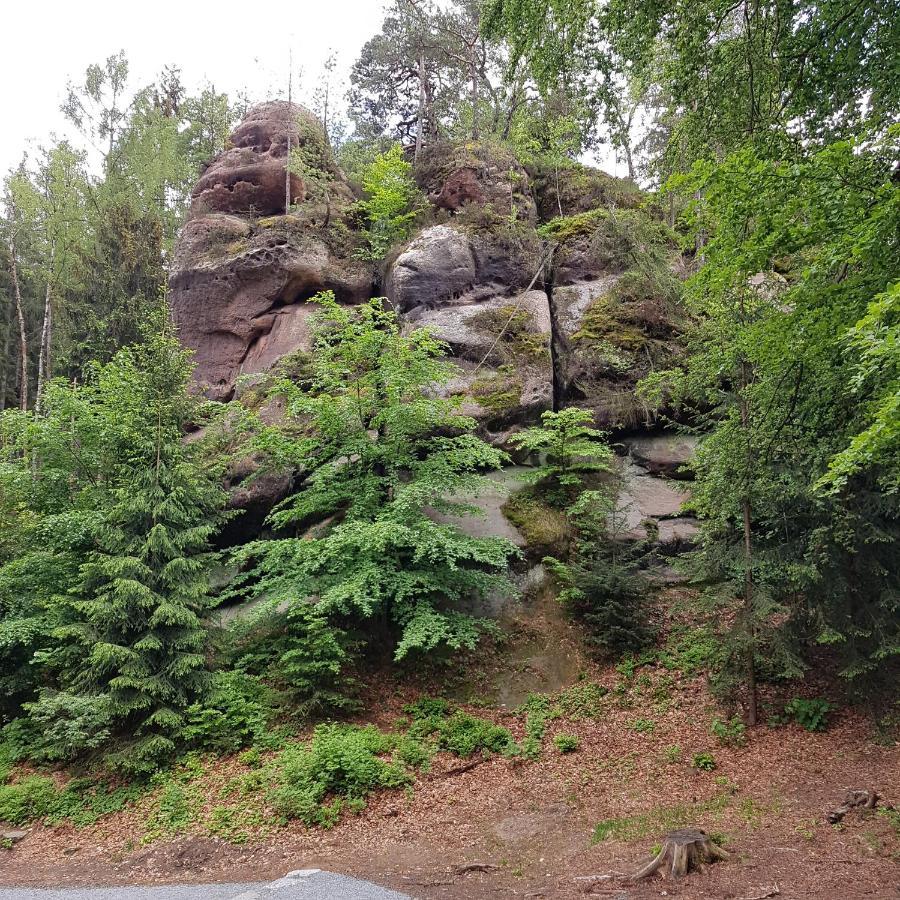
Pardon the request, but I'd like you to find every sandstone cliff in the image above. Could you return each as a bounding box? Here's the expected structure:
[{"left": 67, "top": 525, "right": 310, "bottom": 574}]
[{"left": 170, "top": 103, "right": 696, "bottom": 544}]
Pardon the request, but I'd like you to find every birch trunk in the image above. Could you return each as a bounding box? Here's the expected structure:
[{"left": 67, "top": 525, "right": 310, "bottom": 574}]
[
  {"left": 35, "top": 245, "right": 55, "bottom": 416},
  {"left": 8, "top": 236, "right": 28, "bottom": 411}
]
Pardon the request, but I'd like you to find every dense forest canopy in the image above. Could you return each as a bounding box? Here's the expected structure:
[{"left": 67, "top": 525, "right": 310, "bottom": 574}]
[{"left": 0, "top": 0, "right": 896, "bottom": 847}]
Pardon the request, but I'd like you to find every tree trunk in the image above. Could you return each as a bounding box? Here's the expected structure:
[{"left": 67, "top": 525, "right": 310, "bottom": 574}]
[
  {"left": 469, "top": 50, "right": 479, "bottom": 141},
  {"left": 35, "top": 246, "right": 54, "bottom": 416},
  {"left": 415, "top": 49, "right": 426, "bottom": 164},
  {"left": 285, "top": 50, "right": 293, "bottom": 214},
  {"left": 739, "top": 357, "right": 757, "bottom": 726},
  {"left": 630, "top": 829, "right": 728, "bottom": 881},
  {"left": 8, "top": 236, "right": 28, "bottom": 411},
  {"left": 0, "top": 289, "right": 12, "bottom": 411}
]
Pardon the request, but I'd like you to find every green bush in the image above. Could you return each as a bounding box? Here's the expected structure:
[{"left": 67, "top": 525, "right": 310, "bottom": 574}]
[
  {"left": 692, "top": 751, "right": 717, "bottom": 771},
  {"left": 0, "top": 776, "right": 57, "bottom": 825},
  {"left": 17, "top": 691, "right": 113, "bottom": 762},
  {"left": 784, "top": 697, "right": 832, "bottom": 732},
  {"left": 434, "top": 711, "right": 516, "bottom": 758},
  {"left": 710, "top": 716, "right": 747, "bottom": 746},
  {"left": 271, "top": 724, "right": 411, "bottom": 827},
  {"left": 180, "top": 671, "right": 281, "bottom": 753},
  {"left": 553, "top": 733, "right": 580, "bottom": 753}
]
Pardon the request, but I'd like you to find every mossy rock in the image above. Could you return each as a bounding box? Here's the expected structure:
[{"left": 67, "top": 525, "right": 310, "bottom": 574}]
[{"left": 502, "top": 486, "right": 570, "bottom": 559}]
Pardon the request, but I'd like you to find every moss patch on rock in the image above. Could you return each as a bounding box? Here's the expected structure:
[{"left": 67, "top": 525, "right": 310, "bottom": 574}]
[{"left": 502, "top": 486, "right": 570, "bottom": 559}]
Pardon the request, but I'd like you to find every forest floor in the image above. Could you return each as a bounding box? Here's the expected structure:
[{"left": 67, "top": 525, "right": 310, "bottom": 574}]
[{"left": 1, "top": 586, "right": 898, "bottom": 899}]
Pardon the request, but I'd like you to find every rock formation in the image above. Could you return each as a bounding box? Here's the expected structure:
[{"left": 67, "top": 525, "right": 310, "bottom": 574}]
[
  {"left": 170, "top": 103, "right": 696, "bottom": 545},
  {"left": 170, "top": 102, "right": 372, "bottom": 401}
]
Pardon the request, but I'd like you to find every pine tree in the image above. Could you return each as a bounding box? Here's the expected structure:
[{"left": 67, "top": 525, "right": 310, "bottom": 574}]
[{"left": 50, "top": 305, "right": 227, "bottom": 772}]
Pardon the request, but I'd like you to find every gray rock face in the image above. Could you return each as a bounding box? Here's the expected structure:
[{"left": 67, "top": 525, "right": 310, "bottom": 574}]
[
  {"left": 385, "top": 225, "right": 476, "bottom": 312},
  {"left": 623, "top": 434, "right": 700, "bottom": 479},
  {"left": 388, "top": 225, "right": 553, "bottom": 430}
]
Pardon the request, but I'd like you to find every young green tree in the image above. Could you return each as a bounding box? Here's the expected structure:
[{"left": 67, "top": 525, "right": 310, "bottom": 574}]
[
  {"left": 356, "top": 144, "right": 422, "bottom": 259},
  {"left": 0, "top": 304, "right": 228, "bottom": 770},
  {"left": 508, "top": 407, "right": 612, "bottom": 503},
  {"left": 642, "top": 131, "right": 900, "bottom": 713},
  {"left": 234, "top": 293, "right": 516, "bottom": 661}
]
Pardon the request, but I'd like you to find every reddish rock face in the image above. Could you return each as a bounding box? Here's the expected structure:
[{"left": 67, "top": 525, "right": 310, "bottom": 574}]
[
  {"left": 190, "top": 101, "right": 318, "bottom": 217},
  {"left": 170, "top": 103, "right": 373, "bottom": 401}
]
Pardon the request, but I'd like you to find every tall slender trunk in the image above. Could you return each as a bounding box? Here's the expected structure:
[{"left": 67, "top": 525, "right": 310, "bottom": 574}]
[
  {"left": 35, "top": 246, "right": 54, "bottom": 416},
  {"left": 8, "top": 236, "right": 28, "bottom": 411},
  {"left": 285, "top": 50, "right": 293, "bottom": 214},
  {"left": 0, "top": 290, "right": 12, "bottom": 411},
  {"left": 469, "top": 49, "right": 479, "bottom": 141},
  {"left": 415, "top": 48, "right": 426, "bottom": 164},
  {"left": 738, "top": 350, "right": 757, "bottom": 725}
]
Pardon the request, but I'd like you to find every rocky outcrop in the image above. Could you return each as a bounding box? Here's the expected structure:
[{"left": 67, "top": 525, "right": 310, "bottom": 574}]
[
  {"left": 191, "top": 102, "right": 321, "bottom": 217},
  {"left": 170, "top": 103, "right": 372, "bottom": 401},
  {"left": 387, "top": 223, "right": 551, "bottom": 429},
  {"left": 416, "top": 141, "right": 537, "bottom": 223},
  {"left": 171, "top": 108, "right": 686, "bottom": 439}
]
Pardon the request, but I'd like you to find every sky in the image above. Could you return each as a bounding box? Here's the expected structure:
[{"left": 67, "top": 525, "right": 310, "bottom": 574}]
[
  {"left": 1, "top": 0, "right": 626, "bottom": 179},
  {"left": 0, "top": 0, "right": 390, "bottom": 174}
]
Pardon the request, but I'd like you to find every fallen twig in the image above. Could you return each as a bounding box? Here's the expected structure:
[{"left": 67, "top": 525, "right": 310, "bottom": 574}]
[{"left": 737, "top": 885, "right": 780, "bottom": 900}]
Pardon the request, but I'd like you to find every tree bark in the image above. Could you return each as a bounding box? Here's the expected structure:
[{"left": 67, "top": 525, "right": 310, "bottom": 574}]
[
  {"left": 8, "top": 236, "right": 28, "bottom": 411},
  {"left": 35, "top": 245, "right": 54, "bottom": 416},
  {"left": 415, "top": 48, "right": 426, "bottom": 164},
  {"left": 0, "top": 287, "right": 12, "bottom": 411},
  {"left": 739, "top": 353, "right": 757, "bottom": 726},
  {"left": 469, "top": 48, "right": 479, "bottom": 141}
]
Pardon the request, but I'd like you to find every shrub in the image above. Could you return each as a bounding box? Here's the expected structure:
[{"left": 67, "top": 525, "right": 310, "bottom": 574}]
[
  {"left": 0, "top": 776, "right": 57, "bottom": 825},
  {"left": 271, "top": 724, "right": 411, "bottom": 827},
  {"left": 180, "top": 671, "right": 281, "bottom": 753},
  {"left": 554, "top": 682, "right": 609, "bottom": 719},
  {"left": 18, "top": 691, "right": 113, "bottom": 762},
  {"left": 630, "top": 718, "right": 656, "bottom": 734},
  {"left": 554, "top": 733, "right": 580, "bottom": 753},
  {"left": 710, "top": 716, "right": 747, "bottom": 746},
  {"left": 692, "top": 752, "right": 717, "bottom": 771},
  {"left": 784, "top": 697, "right": 832, "bottom": 732},
  {"left": 435, "top": 711, "right": 516, "bottom": 758}
]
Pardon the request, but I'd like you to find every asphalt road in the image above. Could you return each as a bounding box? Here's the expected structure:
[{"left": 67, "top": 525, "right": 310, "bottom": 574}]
[{"left": 0, "top": 869, "right": 413, "bottom": 900}]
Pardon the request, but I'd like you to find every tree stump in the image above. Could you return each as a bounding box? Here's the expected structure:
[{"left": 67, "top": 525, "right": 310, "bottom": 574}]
[{"left": 630, "top": 828, "right": 728, "bottom": 881}]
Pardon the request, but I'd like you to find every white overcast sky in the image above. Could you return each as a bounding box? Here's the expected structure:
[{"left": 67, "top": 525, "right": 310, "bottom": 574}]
[
  {"left": 0, "top": 0, "right": 391, "bottom": 174},
  {"left": 1, "top": 0, "right": 625, "bottom": 178}
]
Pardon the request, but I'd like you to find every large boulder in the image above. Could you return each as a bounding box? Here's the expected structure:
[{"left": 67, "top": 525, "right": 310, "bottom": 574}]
[
  {"left": 386, "top": 224, "right": 553, "bottom": 430},
  {"left": 416, "top": 141, "right": 537, "bottom": 223}
]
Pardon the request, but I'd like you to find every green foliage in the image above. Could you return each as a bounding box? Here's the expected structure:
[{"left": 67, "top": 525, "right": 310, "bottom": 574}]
[
  {"left": 355, "top": 145, "right": 422, "bottom": 259},
  {"left": 546, "top": 489, "right": 656, "bottom": 656},
  {"left": 271, "top": 724, "right": 411, "bottom": 827},
  {"left": 645, "top": 130, "right": 900, "bottom": 703},
  {"left": 0, "top": 776, "right": 58, "bottom": 825},
  {"left": 18, "top": 692, "right": 114, "bottom": 762},
  {"left": 227, "top": 602, "right": 355, "bottom": 720},
  {"left": 711, "top": 717, "right": 747, "bottom": 747},
  {"left": 234, "top": 294, "right": 516, "bottom": 663},
  {"left": 509, "top": 408, "right": 611, "bottom": 502},
  {"left": 692, "top": 752, "right": 717, "bottom": 771},
  {"left": 629, "top": 717, "right": 655, "bottom": 734},
  {"left": 784, "top": 698, "right": 832, "bottom": 733},
  {"left": 0, "top": 306, "right": 228, "bottom": 772},
  {"left": 553, "top": 733, "right": 580, "bottom": 753},
  {"left": 180, "top": 672, "right": 281, "bottom": 754},
  {"left": 434, "top": 711, "right": 516, "bottom": 758},
  {"left": 554, "top": 682, "right": 609, "bottom": 719}
]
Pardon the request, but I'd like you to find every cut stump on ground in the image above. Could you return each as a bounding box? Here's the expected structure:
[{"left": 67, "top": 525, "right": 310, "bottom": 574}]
[{"left": 630, "top": 828, "right": 728, "bottom": 880}]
